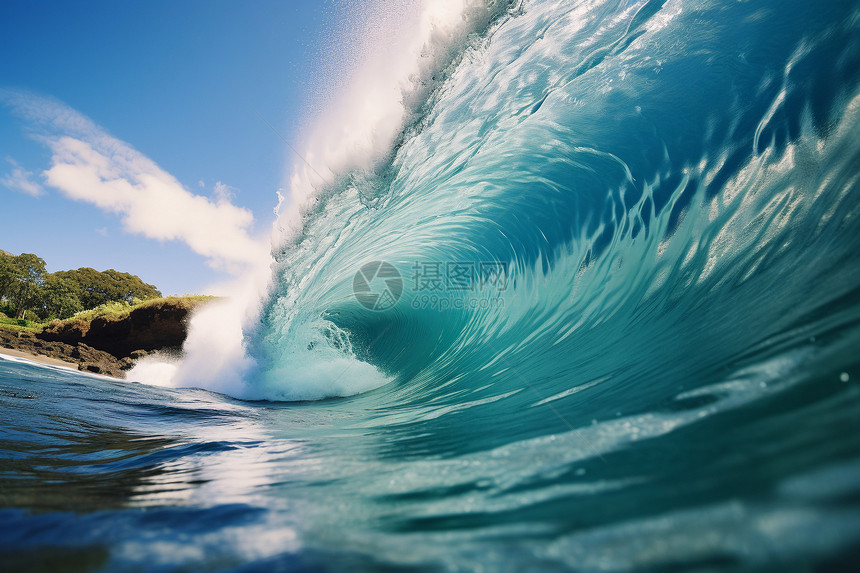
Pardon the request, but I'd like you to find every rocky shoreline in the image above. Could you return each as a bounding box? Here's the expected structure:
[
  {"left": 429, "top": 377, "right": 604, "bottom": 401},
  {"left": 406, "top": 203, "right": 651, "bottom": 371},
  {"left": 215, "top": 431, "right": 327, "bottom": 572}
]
[
  {"left": 0, "top": 298, "right": 204, "bottom": 378},
  {"left": 0, "top": 330, "right": 139, "bottom": 377}
]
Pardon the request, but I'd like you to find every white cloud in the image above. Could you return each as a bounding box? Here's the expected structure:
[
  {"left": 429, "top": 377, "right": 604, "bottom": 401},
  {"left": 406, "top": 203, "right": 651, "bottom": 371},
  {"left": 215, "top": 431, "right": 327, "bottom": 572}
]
[
  {"left": 1, "top": 90, "right": 270, "bottom": 274},
  {"left": 1, "top": 157, "right": 44, "bottom": 196},
  {"left": 212, "top": 181, "right": 235, "bottom": 203}
]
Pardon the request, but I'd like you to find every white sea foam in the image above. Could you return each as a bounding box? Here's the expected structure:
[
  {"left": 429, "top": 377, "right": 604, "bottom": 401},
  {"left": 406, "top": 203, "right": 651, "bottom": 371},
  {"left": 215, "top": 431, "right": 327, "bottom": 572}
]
[{"left": 128, "top": 262, "right": 271, "bottom": 397}]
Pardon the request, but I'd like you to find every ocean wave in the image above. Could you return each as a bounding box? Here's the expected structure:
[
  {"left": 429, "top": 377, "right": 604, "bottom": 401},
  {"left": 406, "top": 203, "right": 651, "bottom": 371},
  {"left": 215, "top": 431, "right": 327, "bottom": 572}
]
[{"left": 247, "top": 0, "right": 860, "bottom": 405}]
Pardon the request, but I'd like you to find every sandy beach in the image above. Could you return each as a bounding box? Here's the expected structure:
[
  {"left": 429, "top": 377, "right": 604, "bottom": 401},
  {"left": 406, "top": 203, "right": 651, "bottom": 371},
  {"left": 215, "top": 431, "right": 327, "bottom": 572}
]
[{"left": 0, "top": 346, "right": 80, "bottom": 369}]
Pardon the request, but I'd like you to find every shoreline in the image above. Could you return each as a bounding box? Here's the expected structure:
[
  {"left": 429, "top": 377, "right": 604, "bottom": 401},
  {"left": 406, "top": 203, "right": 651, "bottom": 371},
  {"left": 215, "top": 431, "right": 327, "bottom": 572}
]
[
  {"left": 0, "top": 330, "right": 131, "bottom": 378},
  {"left": 0, "top": 346, "right": 81, "bottom": 370},
  {"left": 0, "top": 298, "right": 204, "bottom": 379}
]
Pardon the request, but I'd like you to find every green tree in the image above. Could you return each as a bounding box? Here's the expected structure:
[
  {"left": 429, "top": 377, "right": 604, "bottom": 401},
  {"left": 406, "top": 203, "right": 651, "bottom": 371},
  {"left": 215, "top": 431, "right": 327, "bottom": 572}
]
[
  {"left": 54, "top": 267, "right": 161, "bottom": 309},
  {"left": 11, "top": 253, "right": 47, "bottom": 319},
  {"left": 40, "top": 273, "right": 83, "bottom": 320},
  {"left": 0, "top": 251, "right": 19, "bottom": 301},
  {"left": 102, "top": 269, "right": 161, "bottom": 303}
]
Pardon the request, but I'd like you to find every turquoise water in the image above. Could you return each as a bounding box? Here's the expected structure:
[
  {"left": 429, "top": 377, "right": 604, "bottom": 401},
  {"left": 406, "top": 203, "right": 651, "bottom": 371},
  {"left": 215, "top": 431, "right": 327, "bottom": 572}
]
[{"left": 4, "top": 0, "right": 860, "bottom": 570}]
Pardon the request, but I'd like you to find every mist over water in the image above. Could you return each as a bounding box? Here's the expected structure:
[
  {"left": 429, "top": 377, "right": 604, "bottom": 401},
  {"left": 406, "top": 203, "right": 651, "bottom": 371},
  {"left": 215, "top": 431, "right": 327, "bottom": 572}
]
[{"left": 6, "top": 0, "right": 860, "bottom": 570}]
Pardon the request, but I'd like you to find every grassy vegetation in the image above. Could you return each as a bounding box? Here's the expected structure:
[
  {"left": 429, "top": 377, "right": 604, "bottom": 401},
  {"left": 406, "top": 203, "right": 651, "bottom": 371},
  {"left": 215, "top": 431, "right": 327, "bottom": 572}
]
[
  {"left": 46, "top": 295, "right": 217, "bottom": 327},
  {"left": 0, "top": 296, "right": 217, "bottom": 334},
  {"left": 0, "top": 312, "right": 45, "bottom": 333}
]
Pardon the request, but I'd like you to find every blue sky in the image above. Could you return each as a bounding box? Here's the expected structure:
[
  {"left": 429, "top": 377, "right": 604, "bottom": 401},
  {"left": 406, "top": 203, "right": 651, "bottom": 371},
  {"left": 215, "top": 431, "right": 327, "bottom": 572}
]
[{"left": 1, "top": 1, "right": 340, "bottom": 295}]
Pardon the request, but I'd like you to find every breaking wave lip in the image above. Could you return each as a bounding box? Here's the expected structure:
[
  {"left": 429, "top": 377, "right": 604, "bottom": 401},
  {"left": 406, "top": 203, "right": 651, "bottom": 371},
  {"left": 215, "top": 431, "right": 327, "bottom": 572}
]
[{"left": 274, "top": 0, "right": 525, "bottom": 244}]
